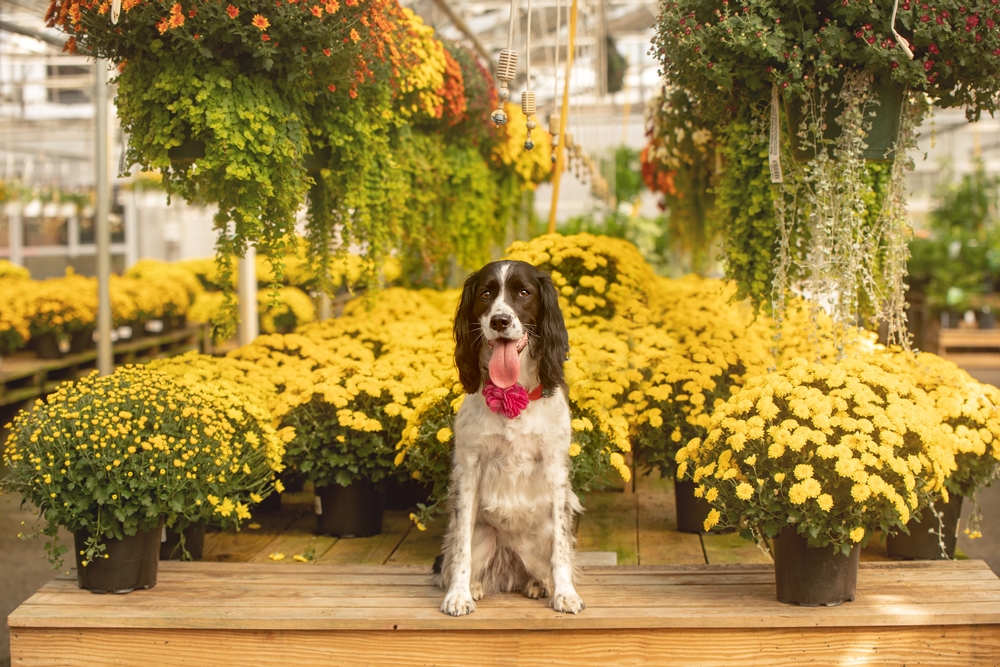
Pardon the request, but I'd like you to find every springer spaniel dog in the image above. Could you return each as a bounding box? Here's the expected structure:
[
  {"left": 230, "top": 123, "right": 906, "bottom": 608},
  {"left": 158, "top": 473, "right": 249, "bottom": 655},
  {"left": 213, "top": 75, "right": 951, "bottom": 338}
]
[{"left": 435, "top": 259, "right": 585, "bottom": 616}]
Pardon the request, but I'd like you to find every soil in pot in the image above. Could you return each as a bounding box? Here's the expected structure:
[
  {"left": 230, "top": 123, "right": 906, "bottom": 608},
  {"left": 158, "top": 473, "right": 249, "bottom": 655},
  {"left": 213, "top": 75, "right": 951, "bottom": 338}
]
[
  {"left": 314, "top": 480, "right": 385, "bottom": 537},
  {"left": 887, "top": 496, "right": 963, "bottom": 560},
  {"left": 772, "top": 527, "right": 860, "bottom": 606},
  {"left": 74, "top": 521, "right": 162, "bottom": 593},
  {"left": 159, "top": 521, "right": 207, "bottom": 561}
]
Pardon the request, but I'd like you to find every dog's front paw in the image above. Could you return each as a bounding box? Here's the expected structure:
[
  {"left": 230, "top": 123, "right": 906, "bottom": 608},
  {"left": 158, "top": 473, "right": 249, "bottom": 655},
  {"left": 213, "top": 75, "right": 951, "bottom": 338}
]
[
  {"left": 525, "top": 579, "right": 550, "bottom": 599},
  {"left": 551, "top": 591, "right": 586, "bottom": 614},
  {"left": 441, "top": 590, "right": 477, "bottom": 616},
  {"left": 470, "top": 581, "right": 485, "bottom": 601}
]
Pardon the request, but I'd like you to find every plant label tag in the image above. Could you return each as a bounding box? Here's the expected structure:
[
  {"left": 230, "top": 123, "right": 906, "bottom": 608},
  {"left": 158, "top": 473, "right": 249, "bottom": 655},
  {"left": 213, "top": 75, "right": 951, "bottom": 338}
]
[
  {"left": 314, "top": 495, "right": 323, "bottom": 515},
  {"left": 161, "top": 526, "right": 167, "bottom": 543},
  {"left": 769, "top": 85, "right": 783, "bottom": 184}
]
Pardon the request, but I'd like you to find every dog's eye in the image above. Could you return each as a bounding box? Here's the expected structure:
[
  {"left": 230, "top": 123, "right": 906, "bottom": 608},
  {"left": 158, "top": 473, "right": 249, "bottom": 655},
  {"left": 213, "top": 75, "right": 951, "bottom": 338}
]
[
  {"left": 479, "top": 290, "right": 490, "bottom": 301},
  {"left": 518, "top": 289, "right": 531, "bottom": 298}
]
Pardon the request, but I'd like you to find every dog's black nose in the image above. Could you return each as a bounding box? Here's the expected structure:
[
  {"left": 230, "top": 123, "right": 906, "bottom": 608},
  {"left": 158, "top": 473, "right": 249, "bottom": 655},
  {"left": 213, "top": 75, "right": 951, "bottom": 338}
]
[{"left": 490, "top": 314, "right": 512, "bottom": 330}]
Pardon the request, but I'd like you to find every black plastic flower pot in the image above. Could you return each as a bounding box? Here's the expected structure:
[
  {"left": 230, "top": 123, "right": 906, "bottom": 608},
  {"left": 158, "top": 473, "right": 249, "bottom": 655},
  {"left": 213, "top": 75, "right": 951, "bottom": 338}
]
[
  {"left": 30, "top": 332, "right": 63, "bottom": 360},
  {"left": 383, "top": 476, "right": 433, "bottom": 512},
  {"left": 772, "top": 527, "right": 860, "bottom": 607},
  {"left": 787, "top": 73, "right": 905, "bottom": 162},
  {"left": 674, "top": 478, "right": 714, "bottom": 533},
  {"left": 252, "top": 491, "right": 283, "bottom": 514},
  {"left": 69, "top": 327, "right": 95, "bottom": 353},
  {"left": 314, "top": 480, "right": 385, "bottom": 537},
  {"left": 887, "top": 496, "right": 963, "bottom": 560},
  {"left": 74, "top": 521, "right": 162, "bottom": 594},
  {"left": 159, "top": 521, "right": 207, "bottom": 561}
]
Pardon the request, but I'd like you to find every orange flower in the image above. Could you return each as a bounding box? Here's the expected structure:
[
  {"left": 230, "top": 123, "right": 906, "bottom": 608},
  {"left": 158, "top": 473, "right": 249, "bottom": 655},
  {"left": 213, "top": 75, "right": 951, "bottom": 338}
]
[
  {"left": 310, "top": 4, "right": 322, "bottom": 15},
  {"left": 168, "top": 11, "right": 185, "bottom": 27},
  {"left": 324, "top": 0, "right": 337, "bottom": 12},
  {"left": 322, "top": 48, "right": 331, "bottom": 56},
  {"left": 155, "top": 16, "right": 169, "bottom": 32},
  {"left": 349, "top": 27, "right": 360, "bottom": 42},
  {"left": 252, "top": 14, "right": 270, "bottom": 29},
  {"left": 327, "top": 84, "right": 336, "bottom": 91},
  {"left": 349, "top": 88, "right": 357, "bottom": 99},
  {"left": 261, "top": 33, "right": 270, "bottom": 40},
  {"left": 122, "top": 0, "right": 142, "bottom": 12},
  {"left": 226, "top": 4, "right": 239, "bottom": 17}
]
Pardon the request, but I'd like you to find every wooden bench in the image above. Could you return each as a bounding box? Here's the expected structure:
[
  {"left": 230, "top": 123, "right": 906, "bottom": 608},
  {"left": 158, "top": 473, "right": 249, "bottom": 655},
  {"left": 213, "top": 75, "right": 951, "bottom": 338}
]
[
  {"left": 9, "top": 559, "right": 1000, "bottom": 666},
  {"left": 937, "top": 329, "right": 1000, "bottom": 369}
]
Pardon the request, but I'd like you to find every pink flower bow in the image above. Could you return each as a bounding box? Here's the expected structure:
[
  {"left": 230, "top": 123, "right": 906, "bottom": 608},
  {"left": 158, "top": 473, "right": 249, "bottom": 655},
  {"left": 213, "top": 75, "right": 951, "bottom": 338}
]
[{"left": 483, "top": 379, "right": 530, "bottom": 419}]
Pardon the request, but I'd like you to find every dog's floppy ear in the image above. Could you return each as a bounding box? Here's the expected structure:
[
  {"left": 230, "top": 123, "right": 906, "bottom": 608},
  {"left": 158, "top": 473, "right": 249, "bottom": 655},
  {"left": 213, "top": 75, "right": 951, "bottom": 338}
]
[
  {"left": 454, "top": 270, "right": 483, "bottom": 394},
  {"left": 534, "top": 269, "right": 569, "bottom": 393}
]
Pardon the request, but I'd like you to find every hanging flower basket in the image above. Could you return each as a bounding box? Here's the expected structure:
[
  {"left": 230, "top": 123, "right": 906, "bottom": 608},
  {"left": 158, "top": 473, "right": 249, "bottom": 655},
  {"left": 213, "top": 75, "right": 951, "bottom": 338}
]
[{"left": 786, "top": 74, "right": 906, "bottom": 162}]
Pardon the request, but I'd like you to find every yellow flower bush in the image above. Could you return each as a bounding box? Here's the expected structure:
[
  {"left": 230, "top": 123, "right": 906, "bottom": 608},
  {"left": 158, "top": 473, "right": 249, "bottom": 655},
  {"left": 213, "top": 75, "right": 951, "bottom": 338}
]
[
  {"left": 505, "top": 233, "right": 658, "bottom": 325},
  {"left": 0, "top": 260, "right": 30, "bottom": 280},
  {"left": 887, "top": 349, "right": 1000, "bottom": 500},
  {"left": 258, "top": 287, "right": 316, "bottom": 334},
  {"left": 1, "top": 366, "right": 279, "bottom": 566},
  {"left": 491, "top": 103, "right": 553, "bottom": 189},
  {"left": 26, "top": 272, "right": 98, "bottom": 337},
  {"left": 393, "top": 8, "right": 447, "bottom": 121},
  {"left": 124, "top": 259, "right": 203, "bottom": 306},
  {"left": 675, "top": 356, "right": 956, "bottom": 554},
  {"left": 0, "top": 276, "right": 32, "bottom": 353}
]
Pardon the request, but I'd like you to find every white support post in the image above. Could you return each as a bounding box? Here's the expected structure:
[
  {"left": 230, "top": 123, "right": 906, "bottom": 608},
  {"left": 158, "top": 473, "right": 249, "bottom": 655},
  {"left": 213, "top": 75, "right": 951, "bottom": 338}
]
[
  {"left": 95, "top": 59, "right": 113, "bottom": 377},
  {"left": 237, "top": 247, "right": 259, "bottom": 346}
]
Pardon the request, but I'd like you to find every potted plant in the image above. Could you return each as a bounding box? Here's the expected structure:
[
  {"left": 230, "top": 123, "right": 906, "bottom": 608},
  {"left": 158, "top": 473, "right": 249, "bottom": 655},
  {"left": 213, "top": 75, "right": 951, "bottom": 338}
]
[
  {"left": 26, "top": 273, "right": 98, "bottom": 359},
  {"left": 147, "top": 352, "right": 292, "bottom": 559},
  {"left": 0, "top": 265, "right": 31, "bottom": 359},
  {"left": 676, "top": 356, "right": 955, "bottom": 606},
  {"left": 1, "top": 367, "right": 262, "bottom": 590},
  {"left": 886, "top": 350, "right": 1000, "bottom": 559},
  {"left": 654, "top": 0, "right": 1000, "bottom": 345}
]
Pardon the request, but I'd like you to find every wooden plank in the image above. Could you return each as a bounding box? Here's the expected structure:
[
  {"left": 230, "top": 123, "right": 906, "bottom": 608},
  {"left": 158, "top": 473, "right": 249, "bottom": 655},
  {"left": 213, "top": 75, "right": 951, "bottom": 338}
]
[
  {"left": 576, "top": 491, "right": 638, "bottom": 566},
  {"left": 701, "top": 532, "right": 772, "bottom": 565},
  {"left": 247, "top": 514, "right": 338, "bottom": 564},
  {"left": 938, "top": 329, "right": 1000, "bottom": 346},
  {"left": 385, "top": 518, "right": 444, "bottom": 566},
  {"left": 635, "top": 473, "right": 706, "bottom": 565},
  {"left": 12, "top": 625, "right": 1000, "bottom": 667},
  {"left": 317, "top": 511, "right": 412, "bottom": 565},
  {"left": 939, "top": 352, "right": 1000, "bottom": 368},
  {"left": 201, "top": 510, "right": 305, "bottom": 562}
]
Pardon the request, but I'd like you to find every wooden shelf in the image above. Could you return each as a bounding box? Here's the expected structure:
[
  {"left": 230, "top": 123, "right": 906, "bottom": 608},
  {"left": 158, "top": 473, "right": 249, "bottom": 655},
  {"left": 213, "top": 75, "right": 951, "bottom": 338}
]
[
  {"left": 0, "top": 325, "right": 209, "bottom": 407},
  {"left": 9, "top": 560, "right": 1000, "bottom": 666},
  {"left": 936, "top": 329, "right": 1000, "bottom": 369}
]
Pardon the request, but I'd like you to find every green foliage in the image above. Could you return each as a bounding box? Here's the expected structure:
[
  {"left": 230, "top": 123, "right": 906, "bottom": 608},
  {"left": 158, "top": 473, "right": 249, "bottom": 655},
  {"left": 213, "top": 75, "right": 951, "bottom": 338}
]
[
  {"left": 613, "top": 146, "right": 645, "bottom": 206},
  {"left": 908, "top": 161, "right": 1000, "bottom": 310},
  {"left": 716, "top": 114, "right": 780, "bottom": 308},
  {"left": 654, "top": 0, "right": 1000, "bottom": 121}
]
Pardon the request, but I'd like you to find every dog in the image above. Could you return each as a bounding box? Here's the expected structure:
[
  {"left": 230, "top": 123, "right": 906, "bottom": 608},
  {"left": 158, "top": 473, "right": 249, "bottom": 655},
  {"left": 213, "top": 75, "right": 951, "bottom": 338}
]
[{"left": 435, "top": 259, "right": 585, "bottom": 617}]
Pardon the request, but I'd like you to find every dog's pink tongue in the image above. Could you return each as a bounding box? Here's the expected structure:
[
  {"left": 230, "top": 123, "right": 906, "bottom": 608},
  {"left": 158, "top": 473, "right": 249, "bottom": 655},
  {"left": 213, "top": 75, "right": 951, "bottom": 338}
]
[{"left": 488, "top": 339, "right": 521, "bottom": 389}]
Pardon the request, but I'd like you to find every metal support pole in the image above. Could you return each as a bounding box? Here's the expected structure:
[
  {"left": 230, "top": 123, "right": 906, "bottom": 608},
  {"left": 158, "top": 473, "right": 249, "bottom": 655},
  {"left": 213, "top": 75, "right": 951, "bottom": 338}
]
[
  {"left": 547, "top": 0, "right": 577, "bottom": 234},
  {"left": 95, "top": 59, "right": 113, "bottom": 376},
  {"left": 237, "top": 247, "right": 259, "bottom": 346}
]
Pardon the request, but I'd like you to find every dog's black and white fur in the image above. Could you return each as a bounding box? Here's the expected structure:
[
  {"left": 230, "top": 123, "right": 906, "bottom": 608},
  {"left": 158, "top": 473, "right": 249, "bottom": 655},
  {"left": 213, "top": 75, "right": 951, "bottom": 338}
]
[{"left": 436, "top": 259, "right": 585, "bottom": 617}]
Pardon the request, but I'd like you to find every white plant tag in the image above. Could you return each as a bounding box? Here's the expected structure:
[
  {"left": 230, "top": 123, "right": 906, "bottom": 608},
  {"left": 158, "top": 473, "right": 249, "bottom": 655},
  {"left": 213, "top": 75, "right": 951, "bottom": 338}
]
[
  {"left": 161, "top": 526, "right": 167, "bottom": 543},
  {"left": 111, "top": 0, "right": 121, "bottom": 24},
  {"left": 314, "top": 495, "right": 323, "bottom": 515},
  {"left": 769, "top": 84, "right": 784, "bottom": 184},
  {"left": 890, "top": 0, "right": 915, "bottom": 60}
]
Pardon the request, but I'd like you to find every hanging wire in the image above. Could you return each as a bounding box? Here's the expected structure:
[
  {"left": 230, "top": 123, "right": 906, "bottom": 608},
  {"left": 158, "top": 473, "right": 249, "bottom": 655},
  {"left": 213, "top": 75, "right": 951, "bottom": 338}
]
[
  {"left": 492, "top": 0, "right": 519, "bottom": 125},
  {"left": 522, "top": 0, "right": 536, "bottom": 149}
]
